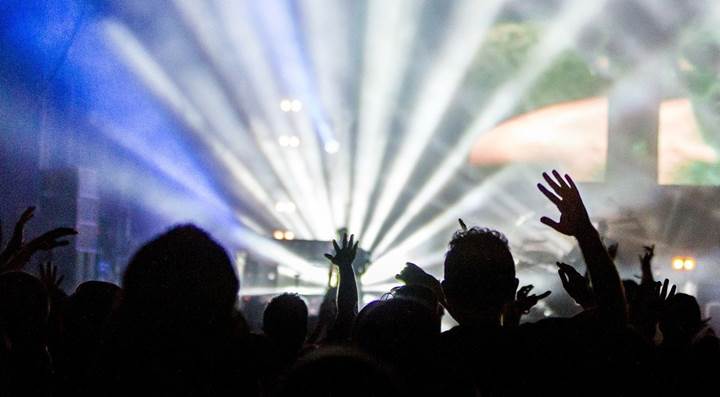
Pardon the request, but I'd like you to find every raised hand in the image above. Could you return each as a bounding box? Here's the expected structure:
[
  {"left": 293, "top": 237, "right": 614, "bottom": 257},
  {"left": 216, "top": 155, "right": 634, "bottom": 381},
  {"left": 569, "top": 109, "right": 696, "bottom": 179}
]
[
  {"left": 396, "top": 262, "right": 446, "bottom": 307},
  {"left": 0, "top": 206, "right": 36, "bottom": 264},
  {"left": 503, "top": 284, "right": 551, "bottom": 327},
  {"left": 557, "top": 262, "right": 597, "bottom": 309},
  {"left": 639, "top": 245, "right": 655, "bottom": 284},
  {"left": 324, "top": 233, "right": 359, "bottom": 342},
  {"left": 539, "top": 170, "right": 626, "bottom": 325},
  {"left": 396, "top": 262, "right": 440, "bottom": 290},
  {"left": 39, "top": 261, "right": 65, "bottom": 292},
  {"left": 324, "top": 233, "right": 359, "bottom": 270},
  {"left": 515, "top": 284, "right": 551, "bottom": 314},
  {"left": 3, "top": 227, "right": 77, "bottom": 272},
  {"left": 537, "top": 170, "right": 592, "bottom": 237},
  {"left": 654, "top": 278, "right": 677, "bottom": 305}
]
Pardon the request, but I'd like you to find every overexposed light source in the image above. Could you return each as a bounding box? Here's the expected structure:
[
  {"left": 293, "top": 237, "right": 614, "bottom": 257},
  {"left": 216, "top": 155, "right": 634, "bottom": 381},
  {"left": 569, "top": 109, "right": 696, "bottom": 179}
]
[
  {"left": 672, "top": 256, "right": 696, "bottom": 271},
  {"left": 273, "top": 230, "right": 285, "bottom": 240},
  {"left": 288, "top": 135, "right": 301, "bottom": 147},
  {"left": 284, "top": 230, "right": 295, "bottom": 240},
  {"left": 278, "top": 135, "right": 301, "bottom": 148},
  {"left": 684, "top": 258, "right": 696, "bottom": 270},
  {"left": 280, "top": 98, "right": 303, "bottom": 113},
  {"left": 280, "top": 99, "right": 293, "bottom": 112},
  {"left": 324, "top": 140, "right": 340, "bottom": 154},
  {"left": 672, "top": 258, "right": 684, "bottom": 270}
]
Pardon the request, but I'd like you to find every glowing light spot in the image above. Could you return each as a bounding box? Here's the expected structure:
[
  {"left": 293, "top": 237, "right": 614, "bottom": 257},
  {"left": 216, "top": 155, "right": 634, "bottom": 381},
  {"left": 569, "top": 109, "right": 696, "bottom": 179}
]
[
  {"left": 672, "top": 257, "right": 685, "bottom": 270},
  {"left": 324, "top": 140, "right": 340, "bottom": 154}
]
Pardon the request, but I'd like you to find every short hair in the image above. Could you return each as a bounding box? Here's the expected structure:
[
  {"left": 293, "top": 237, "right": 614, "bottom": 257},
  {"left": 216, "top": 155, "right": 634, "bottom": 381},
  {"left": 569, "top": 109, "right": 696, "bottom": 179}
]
[
  {"left": 443, "top": 227, "right": 516, "bottom": 308},
  {"left": 263, "top": 293, "right": 308, "bottom": 351},
  {"left": 122, "top": 225, "right": 238, "bottom": 325}
]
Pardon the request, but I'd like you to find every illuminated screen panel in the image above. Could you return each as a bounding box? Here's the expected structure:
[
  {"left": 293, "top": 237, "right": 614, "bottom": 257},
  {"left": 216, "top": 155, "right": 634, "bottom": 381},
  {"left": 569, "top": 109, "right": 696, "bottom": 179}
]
[
  {"left": 658, "top": 99, "right": 720, "bottom": 185},
  {"left": 469, "top": 97, "right": 608, "bottom": 182}
]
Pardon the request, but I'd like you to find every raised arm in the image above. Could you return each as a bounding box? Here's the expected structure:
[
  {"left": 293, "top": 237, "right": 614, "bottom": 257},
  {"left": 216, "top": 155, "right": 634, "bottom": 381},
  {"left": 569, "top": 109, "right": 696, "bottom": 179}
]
[
  {"left": 503, "top": 284, "right": 551, "bottom": 328},
  {"left": 639, "top": 245, "right": 655, "bottom": 285},
  {"left": 537, "top": 170, "right": 626, "bottom": 326},
  {"left": 396, "top": 262, "right": 447, "bottom": 308},
  {"left": 3, "top": 227, "right": 77, "bottom": 272},
  {"left": 0, "top": 207, "right": 35, "bottom": 267},
  {"left": 324, "top": 233, "right": 359, "bottom": 342}
]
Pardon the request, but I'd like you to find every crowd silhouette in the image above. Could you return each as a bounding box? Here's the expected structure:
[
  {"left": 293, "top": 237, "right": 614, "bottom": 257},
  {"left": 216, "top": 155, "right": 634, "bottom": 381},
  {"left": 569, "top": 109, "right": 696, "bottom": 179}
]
[{"left": 1, "top": 171, "right": 718, "bottom": 396}]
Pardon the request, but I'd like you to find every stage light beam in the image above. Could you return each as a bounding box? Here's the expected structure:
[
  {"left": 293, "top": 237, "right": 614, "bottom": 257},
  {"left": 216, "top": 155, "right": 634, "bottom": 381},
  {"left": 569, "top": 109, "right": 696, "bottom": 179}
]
[
  {"left": 371, "top": 0, "right": 609, "bottom": 255},
  {"left": 362, "top": 0, "right": 508, "bottom": 249}
]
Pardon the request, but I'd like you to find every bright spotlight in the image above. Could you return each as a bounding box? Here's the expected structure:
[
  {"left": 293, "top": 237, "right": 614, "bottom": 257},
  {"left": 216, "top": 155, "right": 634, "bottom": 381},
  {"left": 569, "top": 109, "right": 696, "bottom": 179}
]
[
  {"left": 672, "top": 256, "right": 696, "bottom": 271},
  {"left": 288, "top": 135, "right": 301, "bottom": 147},
  {"left": 684, "top": 258, "right": 696, "bottom": 270},
  {"left": 290, "top": 99, "right": 303, "bottom": 112},
  {"left": 324, "top": 140, "right": 340, "bottom": 154},
  {"left": 273, "top": 230, "right": 285, "bottom": 240},
  {"left": 278, "top": 135, "right": 290, "bottom": 147},
  {"left": 672, "top": 257, "right": 684, "bottom": 270},
  {"left": 284, "top": 230, "right": 295, "bottom": 240},
  {"left": 280, "top": 99, "right": 293, "bottom": 112}
]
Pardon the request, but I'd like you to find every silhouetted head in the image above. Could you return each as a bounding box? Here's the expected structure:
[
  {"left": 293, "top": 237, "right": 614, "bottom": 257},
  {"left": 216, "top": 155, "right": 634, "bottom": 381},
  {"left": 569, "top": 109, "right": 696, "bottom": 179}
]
[
  {"left": 65, "top": 281, "right": 121, "bottom": 340},
  {"left": 121, "top": 225, "right": 239, "bottom": 331},
  {"left": 660, "top": 293, "right": 706, "bottom": 344},
  {"left": 263, "top": 293, "right": 308, "bottom": 354},
  {"left": 353, "top": 297, "right": 439, "bottom": 370},
  {"left": 442, "top": 227, "right": 518, "bottom": 324},
  {"left": 278, "top": 347, "right": 397, "bottom": 397},
  {"left": 0, "top": 272, "right": 48, "bottom": 343}
]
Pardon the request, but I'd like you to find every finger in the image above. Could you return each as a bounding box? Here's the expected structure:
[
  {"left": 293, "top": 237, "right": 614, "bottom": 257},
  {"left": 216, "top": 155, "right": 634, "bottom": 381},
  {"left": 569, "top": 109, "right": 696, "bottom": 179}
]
[
  {"left": 542, "top": 172, "right": 562, "bottom": 193},
  {"left": 47, "top": 227, "right": 79, "bottom": 238},
  {"left": 661, "top": 278, "right": 669, "bottom": 298},
  {"left": 552, "top": 170, "right": 569, "bottom": 189},
  {"left": 536, "top": 291, "right": 551, "bottom": 300},
  {"left": 353, "top": 241, "right": 359, "bottom": 253},
  {"left": 324, "top": 253, "right": 335, "bottom": 262},
  {"left": 537, "top": 184, "right": 562, "bottom": 206},
  {"left": 564, "top": 173, "right": 577, "bottom": 191},
  {"left": 458, "top": 218, "right": 467, "bottom": 231},
  {"left": 332, "top": 240, "right": 340, "bottom": 253},
  {"left": 668, "top": 284, "right": 677, "bottom": 298},
  {"left": 19, "top": 207, "right": 36, "bottom": 223},
  {"left": 558, "top": 270, "right": 570, "bottom": 289},
  {"left": 540, "top": 217, "right": 561, "bottom": 231},
  {"left": 518, "top": 286, "right": 531, "bottom": 298},
  {"left": 45, "top": 240, "right": 70, "bottom": 250},
  {"left": 342, "top": 233, "right": 348, "bottom": 248},
  {"left": 348, "top": 234, "right": 354, "bottom": 250}
]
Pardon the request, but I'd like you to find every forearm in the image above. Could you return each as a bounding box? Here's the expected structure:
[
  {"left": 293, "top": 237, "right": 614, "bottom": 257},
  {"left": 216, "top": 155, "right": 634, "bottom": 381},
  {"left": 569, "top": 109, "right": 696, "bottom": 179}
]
[
  {"left": 575, "top": 225, "right": 627, "bottom": 325},
  {"left": 333, "top": 266, "right": 358, "bottom": 340}
]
